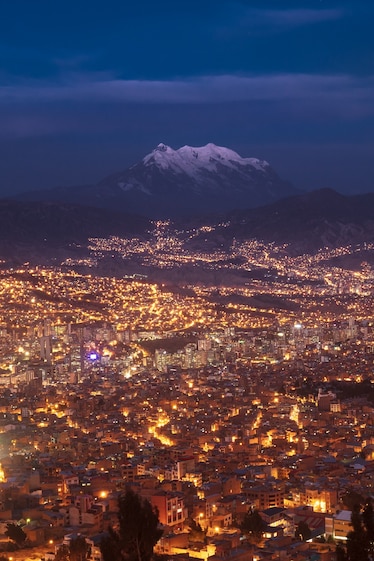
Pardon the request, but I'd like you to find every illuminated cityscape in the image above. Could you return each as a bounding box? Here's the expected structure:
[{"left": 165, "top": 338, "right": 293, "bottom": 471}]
[
  {"left": 1, "top": 0, "right": 374, "bottom": 558},
  {"left": 0, "top": 226, "right": 372, "bottom": 560}
]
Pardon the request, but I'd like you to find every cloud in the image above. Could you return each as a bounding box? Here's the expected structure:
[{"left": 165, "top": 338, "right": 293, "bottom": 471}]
[
  {"left": 214, "top": 6, "right": 346, "bottom": 38},
  {"left": 1, "top": 73, "right": 373, "bottom": 112},
  {"left": 249, "top": 8, "right": 345, "bottom": 27},
  {"left": 0, "top": 72, "right": 373, "bottom": 141}
]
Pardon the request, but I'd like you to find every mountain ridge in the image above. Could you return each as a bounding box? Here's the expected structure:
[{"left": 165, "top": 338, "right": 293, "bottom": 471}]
[
  {"left": 14, "top": 143, "right": 299, "bottom": 218},
  {"left": 191, "top": 188, "right": 374, "bottom": 254},
  {"left": 1, "top": 189, "right": 374, "bottom": 264}
]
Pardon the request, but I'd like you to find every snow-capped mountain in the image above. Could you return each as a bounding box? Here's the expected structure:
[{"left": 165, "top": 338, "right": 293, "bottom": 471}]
[
  {"left": 15, "top": 143, "right": 299, "bottom": 218},
  {"left": 142, "top": 143, "right": 268, "bottom": 177},
  {"left": 93, "top": 143, "right": 298, "bottom": 217}
]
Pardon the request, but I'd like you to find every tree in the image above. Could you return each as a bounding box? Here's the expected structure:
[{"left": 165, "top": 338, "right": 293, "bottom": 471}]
[
  {"left": 362, "top": 498, "right": 374, "bottom": 555},
  {"left": 336, "top": 543, "right": 347, "bottom": 561},
  {"left": 187, "top": 518, "right": 206, "bottom": 543},
  {"left": 100, "top": 488, "right": 163, "bottom": 561},
  {"left": 5, "top": 522, "right": 26, "bottom": 547},
  {"left": 69, "top": 535, "right": 90, "bottom": 561},
  {"left": 240, "top": 508, "right": 266, "bottom": 544},
  {"left": 346, "top": 504, "right": 369, "bottom": 561},
  {"left": 341, "top": 490, "right": 365, "bottom": 511},
  {"left": 295, "top": 520, "right": 311, "bottom": 541},
  {"left": 55, "top": 544, "right": 70, "bottom": 561}
]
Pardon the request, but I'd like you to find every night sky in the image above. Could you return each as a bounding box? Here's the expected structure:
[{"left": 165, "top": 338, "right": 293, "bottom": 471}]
[{"left": 0, "top": 0, "right": 373, "bottom": 196}]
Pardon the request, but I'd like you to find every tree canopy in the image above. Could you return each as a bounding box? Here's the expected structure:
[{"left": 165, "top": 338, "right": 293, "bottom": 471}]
[
  {"left": 54, "top": 537, "right": 90, "bottom": 561},
  {"left": 341, "top": 490, "right": 365, "bottom": 511},
  {"left": 345, "top": 499, "right": 374, "bottom": 561},
  {"left": 5, "top": 523, "right": 26, "bottom": 546},
  {"left": 295, "top": 520, "right": 311, "bottom": 541},
  {"left": 54, "top": 544, "right": 70, "bottom": 561},
  {"left": 69, "top": 535, "right": 90, "bottom": 561},
  {"left": 100, "top": 488, "right": 163, "bottom": 561},
  {"left": 240, "top": 508, "right": 266, "bottom": 544},
  {"left": 187, "top": 518, "right": 206, "bottom": 544}
]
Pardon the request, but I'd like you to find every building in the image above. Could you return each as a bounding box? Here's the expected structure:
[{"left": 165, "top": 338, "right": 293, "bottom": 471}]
[
  {"left": 150, "top": 491, "right": 187, "bottom": 528},
  {"left": 325, "top": 510, "right": 352, "bottom": 541}
]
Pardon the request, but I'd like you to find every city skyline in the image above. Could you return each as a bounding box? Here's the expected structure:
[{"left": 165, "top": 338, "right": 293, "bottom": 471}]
[
  {"left": 1, "top": 4, "right": 374, "bottom": 558},
  {"left": 0, "top": 256, "right": 373, "bottom": 560},
  {"left": 0, "top": 0, "right": 373, "bottom": 198}
]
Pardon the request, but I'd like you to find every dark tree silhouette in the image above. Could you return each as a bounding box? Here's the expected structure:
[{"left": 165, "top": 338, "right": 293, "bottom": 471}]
[
  {"left": 336, "top": 543, "right": 347, "bottom": 561},
  {"left": 5, "top": 523, "right": 26, "bottom": 546},
  {"left": 295, "top": 520, "right": 311, "bottom": 541},
  {"left": 362, "top": 499, "right": 374, "bottom": 551},
  {"left": 100, "top": 488, "right": 163, "bottom": 561},
  {"left": 240, "top": 509, "right": 266, "bottom": 544},
  {"left": 69, "top": 535, "right": 90, "bottom": 561},
  {"left": 187, "top": 518, "right": 206, "bottom": 543},
  {"left": 346, "top": 504, "right": 369, "bottom": 561},
  {"left": 54, "top": 545, "right": 70, "bottom": 561},
  {"left": 341, "top": 490, "right": 365, "bottom": 511}
]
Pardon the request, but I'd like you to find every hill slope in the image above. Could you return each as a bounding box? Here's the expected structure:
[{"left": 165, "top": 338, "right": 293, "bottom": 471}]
[{"left": 15, "top": 143, "right": 299, "bottom": 218}]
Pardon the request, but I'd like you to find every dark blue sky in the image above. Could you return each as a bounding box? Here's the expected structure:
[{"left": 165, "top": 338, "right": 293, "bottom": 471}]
[{"left": 0, "top": 0, "right": 373, "bottom": 195}]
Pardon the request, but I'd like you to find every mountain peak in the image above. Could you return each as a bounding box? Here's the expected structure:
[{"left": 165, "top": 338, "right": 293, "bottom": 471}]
[
  {"left": 17, "top": 142, "right": 299, "bottom": 218},
  {"left": 154, "top": 142, "right": 172, "bottom": 153},
  {"left": 143, "top": 142, "right": 270, "bottom": 173},
  {"left": 106, "top": 142, "right": 298, "bottom": 217}
]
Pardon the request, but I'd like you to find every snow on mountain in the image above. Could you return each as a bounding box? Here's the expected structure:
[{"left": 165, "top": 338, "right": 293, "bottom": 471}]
[
  {"left": 14, "top": 143, "right": 300, "bottom": 218},
  {"left": 142, "top": 143, "right": 269, "bottom": 176},
  {"left": 93, "top": 142, "right": 299, "bottom": 217}
]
